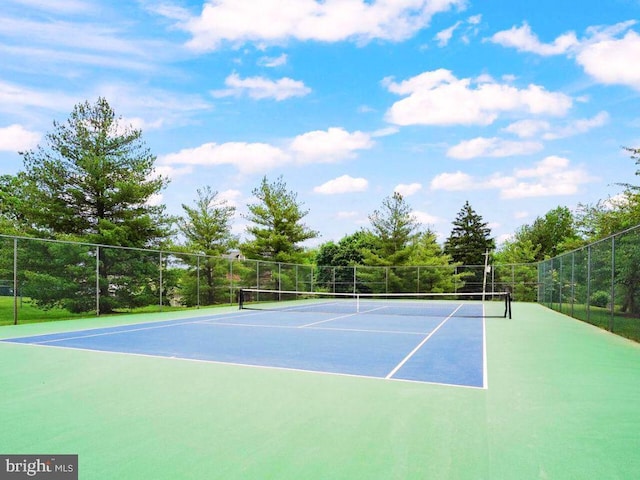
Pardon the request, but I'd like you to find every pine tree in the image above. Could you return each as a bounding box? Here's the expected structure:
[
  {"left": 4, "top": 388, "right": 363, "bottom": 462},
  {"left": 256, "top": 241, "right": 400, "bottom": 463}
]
[
  {"left": 12, "top": 97, "right": 172, "bottom": 313},
  {"left": 367, "top": 192, "right": 419, "bottom": 265},
  {"left": 178, "top": 186, "right": 238, "bottom": 306},
  {"left": 19, "top": 97, "right": 171, "bottom": 245},
  {"left": 241, "top": 176, "right": 318, "bottom": 264},
  {"left": 444, "top": 201, "right": 495, "bottom": 292}
]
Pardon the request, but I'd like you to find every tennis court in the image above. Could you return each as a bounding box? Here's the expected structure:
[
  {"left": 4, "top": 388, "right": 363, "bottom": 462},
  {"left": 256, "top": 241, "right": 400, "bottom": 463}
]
[
  {"left": 2, "top": 292, "right": 507, "bottom": 389},
  {"left": 1, "top": 300, "right": 639, "bottom": 479}
]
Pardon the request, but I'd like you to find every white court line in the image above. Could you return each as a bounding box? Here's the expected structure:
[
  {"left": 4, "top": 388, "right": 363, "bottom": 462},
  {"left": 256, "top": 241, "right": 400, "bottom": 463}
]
[
  {"left": 385, "top": 304, "right": 463, "bottom": 379},
  {"left": 199, "top": 319, "right": 426, "bottom": 336},
  {"left": 19, "top": 311, "right": 267, "bottom": 345},
  {"left": 298, "top": 312, "right": 360, "bottom": 328}
]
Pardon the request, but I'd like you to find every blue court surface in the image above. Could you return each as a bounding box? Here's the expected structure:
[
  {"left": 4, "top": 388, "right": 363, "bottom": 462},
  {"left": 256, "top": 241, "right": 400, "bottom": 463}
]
[{"left": 2, "top": 305, "right": 487, "bottom": 388}]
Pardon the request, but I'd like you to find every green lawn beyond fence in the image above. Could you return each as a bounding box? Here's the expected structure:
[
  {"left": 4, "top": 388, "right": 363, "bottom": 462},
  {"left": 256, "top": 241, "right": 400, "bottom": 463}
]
[{"left": 538, "top": 224, "right": 640, "bottom": 343}]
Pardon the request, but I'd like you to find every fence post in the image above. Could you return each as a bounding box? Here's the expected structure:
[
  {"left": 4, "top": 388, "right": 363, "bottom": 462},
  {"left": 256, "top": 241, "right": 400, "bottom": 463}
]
[
  {"left": 586, "top": 245, "right": 592, "bottom": 323},
  {"left": 571, "top": 252, "right": 575, "bottom": 317},
  {"left": 386, "top": 266, "right": 389, "bottom": 294},
  {"left": 559, "top": 256, "right": 563, "bottom": 313},
  {"left": 13, "top": 238, "right": 18, "bottom": 325},
  {"left": 353, "top": 266, "right": 357, "bottom": 294},
  {"left": 159, "top": 252, "right": 163, "bottom": 312},
  {"left": 610, "top": 236, "right": 615, "bottom": 332},
  {"left": 95, "top": 246, "right": 100, "bottom": 316},
  {"left": 197, "top": 255, "right": 201, "bottom": 308},
  {"left": 229, "top": 258, "right": 233, "bottom": 305}
]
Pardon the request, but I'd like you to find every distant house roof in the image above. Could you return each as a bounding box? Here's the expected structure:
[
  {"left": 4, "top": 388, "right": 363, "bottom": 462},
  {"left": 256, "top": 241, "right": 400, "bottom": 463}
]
[{"left": 222, "top": 249, "right": 245, "bottom": 260}]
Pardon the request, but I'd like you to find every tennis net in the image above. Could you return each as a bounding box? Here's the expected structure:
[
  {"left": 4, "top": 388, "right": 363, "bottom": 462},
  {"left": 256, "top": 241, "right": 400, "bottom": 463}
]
[{"left": 239, "top": 289, "right": 512, "bottom": 318}]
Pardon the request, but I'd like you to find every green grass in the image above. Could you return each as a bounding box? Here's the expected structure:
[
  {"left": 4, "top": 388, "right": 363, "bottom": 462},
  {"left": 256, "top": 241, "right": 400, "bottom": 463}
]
[
  {"left": 0, "top": 296, "right": 87, "bottom": 325},
  {"left": 549, "top": 302, "right": 640, "bottom": 342},
  {"left": 0, "top": 296, "right": 235, "bottom": 326}
]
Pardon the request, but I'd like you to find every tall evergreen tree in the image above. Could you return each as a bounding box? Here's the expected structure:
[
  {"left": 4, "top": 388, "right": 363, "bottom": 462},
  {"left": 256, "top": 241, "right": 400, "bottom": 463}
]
[
  {"left": 178, "top": 186, "right": 238, "bottom": 306},
  {"left": 18, "top": 97, "right": 171, "bottom": 245},
  {"left": 444, "top": 201, "right": 495, "bottom": 292},
  {"left": 7, "top": 98, "right": 172, "bottom": 313},
  {"left": 367, "top": 192, "right": 419, "bottom": 265},
  {"left": 179, "top": 186, "right": 237, "bottom": 256},
  {"left": 241, "top": 175, "right": 318, "bottom": 264}
]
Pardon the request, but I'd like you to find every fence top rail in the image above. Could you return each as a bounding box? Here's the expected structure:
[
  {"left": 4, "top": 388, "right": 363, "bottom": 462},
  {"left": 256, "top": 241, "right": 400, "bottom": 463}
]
[
  {"left": 538, "top": 223, "right": 640, "bottom": 265},
  {"left": 0, "top": 233, "right": 540, "bottom": 270}
]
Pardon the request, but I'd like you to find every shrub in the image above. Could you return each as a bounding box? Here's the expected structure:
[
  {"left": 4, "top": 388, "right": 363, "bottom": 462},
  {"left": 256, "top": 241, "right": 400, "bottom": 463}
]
[{"left": 590, "top": 290, "right": 610, "bottom": 308}]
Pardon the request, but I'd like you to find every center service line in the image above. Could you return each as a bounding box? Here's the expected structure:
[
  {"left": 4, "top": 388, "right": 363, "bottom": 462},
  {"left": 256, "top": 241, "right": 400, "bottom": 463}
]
[{"left": 385, "top": 304, "right": 463, "bottom": 379}]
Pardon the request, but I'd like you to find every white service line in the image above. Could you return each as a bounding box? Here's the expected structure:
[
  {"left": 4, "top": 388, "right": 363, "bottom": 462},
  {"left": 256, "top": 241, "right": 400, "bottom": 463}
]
[
  {"left": 385, "top": 304, "right": 463, "bottom": 379},
  {"left": 30, "top": 311, "right": 266, "bottom": 345},
  {"left": 298, "top": 312, "right": 360, "bottom": 328}
]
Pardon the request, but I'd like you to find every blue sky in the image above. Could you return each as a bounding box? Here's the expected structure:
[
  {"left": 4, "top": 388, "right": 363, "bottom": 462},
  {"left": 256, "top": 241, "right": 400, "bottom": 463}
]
[{"left": 1, "top": 0, "right": 639, "bottom": 248}]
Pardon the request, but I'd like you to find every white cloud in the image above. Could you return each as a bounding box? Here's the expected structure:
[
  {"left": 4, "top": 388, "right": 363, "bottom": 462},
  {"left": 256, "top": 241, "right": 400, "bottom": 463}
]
[
  {"left": 384, "top": 69, "right": 572, "bottom": 126},
  {"left": 371, "top": 126, "right": 399, "bottom": 137},
  {"left": 218, "top": 189, "right": 244, "bottom": 208},
  {"left": 212, "top": 73, "right": 311, "bottom": 100},
  {"left": 489, "top": 22, "right": 579, "bottom": 56},
  {"left": 430, "top": 156, "right": 596, "bottom": 199},
  {"left": 182, "top": 0, "right": 465, "bottom": 51},
  {"left": 160, "top": 127, "right": 373, "bottom": 175},
  {"left": 0, "top": 80, "right": 77, "bottom": 112},
  {"left": 435, "top": 21, "right": 461, "bottom": 47},
  {"left": 0, "top": 124, "right": 40, "bottom": 151},
  {"left": 145, "top": 3, "right": 192, "bottom": 22},
  {"left": 158, "top": 142, "right": 290, "bottom": 174},
  {"left": 577, "top": 29, "right": 640, "bottom": 90},
  {"left": 602, "top": 193, "right": 632, "bottom": 210},
  {"left": 503, "top": 112, "right": 609, "bottom": 141},
  {"left": 413, "top": 210, "right": 442, "bottom": 225},
  {"left": 121, "top": 116, "right": 165, "bottom": 132},
  {"left": 394, "top": 182, "right": 422, "bottom": 196},
  {"left": 8, "top": 0, "right": 92, "bottom": 14},
  {"left": 447, "top": 137, "right": 543, "bottom": 159},
  {"left": 543, "top": 111, "right": 609, "bottom": 140},
  {"left": 497, "top": 233, "right": 514, "bottom": 245},
  {"left": 336, "top": 211, "right": 359, "bottom": 219},
  {"left": 502, "top": 119, "right": 551, "bottom": 138},
  {"left": 514, "top": 155, "right": 570, "bottom": 178},
  {"left": 314, "top": 175, "right": 368, "bottom": 194},
  {"left": 289, "top": 127, "right": 374, "bottom": 163},
  {"left": 467, "top": 14, "right": 482, "bottom": 25},
  {"left": 435, "top": 14, "right": 482, "bottom": 47},
  {"left": 430, "top": 171, "right": 476, "bottom": 191},
  {"left": 145, "top": 193, "right": 164, "bottom": 207},
  {"left": 153, "top": 164, "right": 194, "bottom": 179},
  {"left": 490, "top": 20, "right": 640, "bottom": 91},
  {"left": 258, "top": 53, "right": 288, "bottom": 67}
]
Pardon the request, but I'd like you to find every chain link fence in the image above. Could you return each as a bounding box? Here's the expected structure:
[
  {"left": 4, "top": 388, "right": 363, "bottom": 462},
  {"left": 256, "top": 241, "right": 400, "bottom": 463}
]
[
  {"left": 0, "top": 234, "right": 537, "bottom": 325},
  {"left": 538, "top": 224, "right": 640, "bottom": 343}
]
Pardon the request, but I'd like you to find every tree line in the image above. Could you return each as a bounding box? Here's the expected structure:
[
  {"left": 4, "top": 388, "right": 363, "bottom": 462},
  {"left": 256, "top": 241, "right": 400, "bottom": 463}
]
[{"left": 1, "top": 98, "right": 638, "bottom": 313}]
